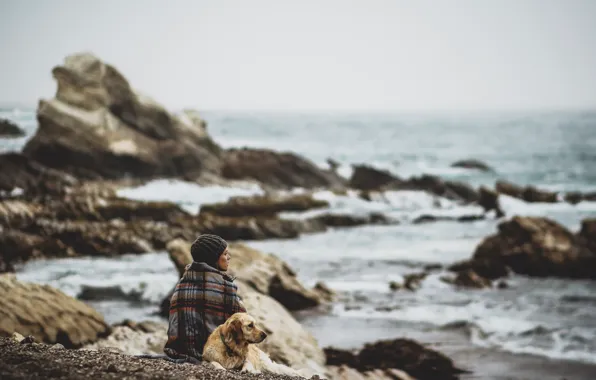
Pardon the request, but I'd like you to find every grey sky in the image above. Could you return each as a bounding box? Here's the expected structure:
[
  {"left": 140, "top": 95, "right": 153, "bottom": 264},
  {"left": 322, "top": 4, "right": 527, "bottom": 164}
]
[{"left": 1, "top": 0, "right": 596, "bottom": 111}]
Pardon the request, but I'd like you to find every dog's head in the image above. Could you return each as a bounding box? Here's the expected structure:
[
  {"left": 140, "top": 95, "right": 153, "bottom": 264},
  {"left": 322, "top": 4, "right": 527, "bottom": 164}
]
[{"left": 224, "top": 312, "right": 267, "bottom": 344}]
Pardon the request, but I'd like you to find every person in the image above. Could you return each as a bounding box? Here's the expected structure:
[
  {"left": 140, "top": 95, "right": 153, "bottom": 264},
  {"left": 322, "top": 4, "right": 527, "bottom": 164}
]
[{"left": 163, "top": 234, "right": 246, "bottom": 362}]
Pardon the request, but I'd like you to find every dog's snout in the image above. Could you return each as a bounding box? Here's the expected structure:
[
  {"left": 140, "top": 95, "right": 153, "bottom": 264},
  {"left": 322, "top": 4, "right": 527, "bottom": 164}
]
[{"left": 260, "top": 331, "right": 268, "bottom": 340}]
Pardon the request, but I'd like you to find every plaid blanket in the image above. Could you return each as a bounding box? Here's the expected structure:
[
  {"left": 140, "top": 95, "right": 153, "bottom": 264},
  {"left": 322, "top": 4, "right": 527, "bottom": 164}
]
[{"left": 163, "top": 261, "right": 246, "bottom": 361}]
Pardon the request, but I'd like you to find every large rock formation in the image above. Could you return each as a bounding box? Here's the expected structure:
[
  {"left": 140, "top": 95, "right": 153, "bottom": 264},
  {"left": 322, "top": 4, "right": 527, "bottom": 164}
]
[
  {"left": 0, "top": 118, "right": 25, "bottom": 138},
  {"left": 450, "top": 216, "right": 596, "bottom": 280},
  {"left": 0, "top": 274, "right": 110, "bottom": 347},
  {"left": 222, "top": 148, "right": 347, "bottom": 190},
  {"left": 495, "top": 180, "right": 558, "bottom": 203},
  {"left": 23, "top": 53, "right": 222, "bottom": 181}
]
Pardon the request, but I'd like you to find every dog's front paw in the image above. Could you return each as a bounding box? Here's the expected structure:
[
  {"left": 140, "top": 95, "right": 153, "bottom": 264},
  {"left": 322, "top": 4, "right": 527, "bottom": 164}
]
[
  {"left": 241, "top": 361, "right": 259, "bottom": 374},
  {"left": 209, "top": 361, "right": 226, "bottom": 371}
]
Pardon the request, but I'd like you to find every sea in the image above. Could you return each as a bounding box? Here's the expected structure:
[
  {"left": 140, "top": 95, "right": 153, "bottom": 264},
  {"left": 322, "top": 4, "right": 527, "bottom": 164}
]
[{"left": 2, "top": 107, "right": 596, "bottom": 379}]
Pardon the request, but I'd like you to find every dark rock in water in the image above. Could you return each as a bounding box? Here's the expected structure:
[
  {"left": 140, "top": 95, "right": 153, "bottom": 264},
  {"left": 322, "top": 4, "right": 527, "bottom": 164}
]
[
  {"left": 0, "top": 230, "right": 66, "bottom": 273},
  {"left": 497, "top": 280, "right": 509, "bottom": 289},
  {"left": 450, "top": 159, "right": 493, "bottom": 172},
  {"left": 0, "top": 274, "right": 110, "bottom": 348},
  {"left": 412, "top": 214, "right": 484, "bottom": 224},
  {"left": 349, "top": 164, "right": 400, "bottom": 190},
  {"left": 0, "top": 118, "right": 25, "bottom": 138},
  {"left": 478, "top": 186, "right": 505, "bottom": 217},
  {"left": 221, "top": 147, "right": 346, "bottom": 190},
  {"left": 495, "top": 180, "right": 558, "bottom": 203},
  {"left": 565, "top": 191, "right": 596, "bottom": 205},
  {"left": 77, "top": 285, "right": 145, "bottom": 303},
  {"left": 403, "top": 272, "right": 428, "bottom": 291},
  {"left": 324, "top": 347, "right": 359, "bottom": 366},
  {"left": 578, "top": 218, "right": 596, "bottom": 253},
  {"left": 200, "top": 193, "right": 329, "bottom": 217},
  {"left": 325, "top": 338, "right": 467, "bottom": 380},
  {"left": 450, "top": 216, "right": 596, "bottom": 280},
  {"left": 448, "top": 269, "right": 492, "bottom": 289},
  {"left": 23, "top": 53, "right": 222, "bottom": 181},
  {"left": 0, "top": 153, "right": 78, "bottom": 196},
  {"left": 311, "top": 212, "right": 395, "bottom": 228},
  {"left": 396, "top": 175, "right": 479, "bottom": 203}
]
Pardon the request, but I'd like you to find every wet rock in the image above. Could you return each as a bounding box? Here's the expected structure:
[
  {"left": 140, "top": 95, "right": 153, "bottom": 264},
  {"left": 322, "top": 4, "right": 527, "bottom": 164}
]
[
  {"left": 403, "top": 272, "right": 428, "bottom": 291},
  {"left": 313, "top": 282, "right": 335, "bottom": 302},
  {"left": 200, "top": 193, "right": 329, "bottom": 217},
  {"left": 495, "top": 181, "right": 558, "bottom": 203},
  {"left": 349, "top": 165, "right": 400, "bottom": 191},
  {"left": 442, "top": 270, "right": 492, "bottom": 289},
  {"left": 324, "top": 339, "right": 466, "bottom": 380},
  {"left": 311, "top": 212, "right": 395, "bottom": 228},
  {"left": 451, "top": 216, "right": 596, "bottom": 280},
  {"left": 450, "top": 159, "right": 493, "bottom": 172},
  {"left": 0, "top": 118, "right": 25, "bottom": 138},
  {"left": 0, "top": 153, "right": 78, "bottom": 196},
  {"left": 564, "top": 191, "right": 596, "bottom": 205},
  {"left": 497, "top": 280, "right": 509, "bottom": 289},
  {"left": 77, "top": 285, "right": 145, "bottom": 303},
  {"left": 478, "top": 186, "right": 505, "bottom": 217},
  {"left": 221, "top": 147, "right": 346, "bottom": 190},
  {"left": 389, "top": 281, "right": 402, "bottom": 291},
  {"left": 412, "top": 214, "right": 484, "bottom": 224},
  {"left": 0, "top": 274, "right": 110, "bottom": 347},
  {"left": 448, "top": 257, "right": 510, "bottom": 281},
  {"left": 23, "top": 52, "right": 222, "bottom": 181},
  {"left": 578, "top": 218, "right": 596, "bottom": 253}
]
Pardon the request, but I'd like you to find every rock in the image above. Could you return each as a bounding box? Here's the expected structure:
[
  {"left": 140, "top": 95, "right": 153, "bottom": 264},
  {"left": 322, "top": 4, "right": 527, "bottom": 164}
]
[
  {"left": 450, "top": 159, "right": 493, "bottom": 172},
  {"left": 313, "top": 282, "right": 335, "bottom": 302},
  {"left": 478, "top": 186, "right": 505, "bottom": 217},
  {"left": 0, "top": 230, "right": 65, "bottom": 273},
  {"left": 327, "top": 158, "right": 340, "bottom": 173},
  {"left": 412, "top": 214, "right": 484, "bottom": 224},
  {"left": 451, "top": 216, "right": 596, "bottom": 280},
  {"left": 77, "top": 285, "right": 144, "bottom": 303},
  {"left": 311, "top": 212, "right": 395, "bottom": 228},
  {"left": 23, "top": 52, "right": 222, "bottom": 181},
  {"left": 84, "top": 324, "right": 167, "bottom": 356},
  {"left": 349, "top": 165, "right": 400, "bottom": 191},
  {"left": 578, "top": 218, "right": 596, "bottom": 253},
  {"left": 389, "top": 281, "right": 402, "bottom": 291},
  {"left": 11, "top": 332, "right": 25, "bottom": 343},
  {"left": 564, "top": 191, "right": 596, "bottom": 205},
  {"left": 398, "top": 175, "right": 479, "bottom": 203},
  {"left": 403, "top": 272, "right": 427, "bottom": 291},
  {"left": 221, "top": 147, "right": 346, "bottom": 190},
  {"left": 0, "top": 118, "right": 25, "bottom": 138},
  {"left": 0, "top": 153, "right": 78, "bottom": 196},
  {"left": 324, "top": 339, "right": 465, "bottom": 380},
  {"left": 448, "top": 257, "right": 510, "bottom": 281},
  {"left": 447, "top": 270, "right": 492, "bottom": 289},
  {"left": 495, "top": 181, "right": 558, "bottom": 203},
  {"left": 0, "top": 274, "right": 110, "bottom": 347},
  {"left": 200, "top": 193, "right": 329, "bottom": 217},
  {"left": 497, "top": 280, "right": 509, "bottom": 289}
]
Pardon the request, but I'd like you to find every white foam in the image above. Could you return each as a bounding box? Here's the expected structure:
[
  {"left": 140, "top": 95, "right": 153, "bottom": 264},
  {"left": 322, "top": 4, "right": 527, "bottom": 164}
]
[{"left": 116, "top": 179, "right": 263, "bottom": 214}]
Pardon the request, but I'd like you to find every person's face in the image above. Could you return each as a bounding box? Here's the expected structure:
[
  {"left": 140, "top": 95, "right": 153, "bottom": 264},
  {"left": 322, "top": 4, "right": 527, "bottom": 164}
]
[{"left": 217, "top": 248, "right": 231, "bottom": 271}]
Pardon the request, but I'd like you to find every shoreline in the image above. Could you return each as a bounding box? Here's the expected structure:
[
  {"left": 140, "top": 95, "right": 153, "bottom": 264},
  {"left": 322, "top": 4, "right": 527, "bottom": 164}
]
[{"left": 296, "top": 313, "right": 596, "bottom": 380}]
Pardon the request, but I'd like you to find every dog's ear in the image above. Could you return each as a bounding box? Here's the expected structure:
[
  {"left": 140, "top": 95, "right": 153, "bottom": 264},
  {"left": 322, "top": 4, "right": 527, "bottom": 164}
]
[{"left": 229, "top": 319, "right": 243, "bottom": 343}]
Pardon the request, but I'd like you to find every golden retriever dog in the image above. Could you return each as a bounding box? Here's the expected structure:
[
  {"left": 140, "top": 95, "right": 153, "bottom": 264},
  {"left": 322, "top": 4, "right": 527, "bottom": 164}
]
[{"left": 202, "top": 312, "right": 308, "bottom": 378}]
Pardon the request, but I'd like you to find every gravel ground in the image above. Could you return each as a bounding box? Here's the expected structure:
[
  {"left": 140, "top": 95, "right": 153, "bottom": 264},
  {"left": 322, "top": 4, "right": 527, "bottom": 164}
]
[{"left": 0, "top": 338, "right": 309, "bottom": 380}]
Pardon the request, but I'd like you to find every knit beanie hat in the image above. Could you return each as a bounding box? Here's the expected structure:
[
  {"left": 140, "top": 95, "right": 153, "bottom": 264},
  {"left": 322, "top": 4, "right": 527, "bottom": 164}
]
[{"left": 190, "top": 234, "right": 228, "bottom": 267}]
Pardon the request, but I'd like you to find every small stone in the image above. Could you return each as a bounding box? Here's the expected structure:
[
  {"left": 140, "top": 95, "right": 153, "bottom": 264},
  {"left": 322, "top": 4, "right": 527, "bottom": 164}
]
[
  {"left": 389, "top": 281, "right": 402, "bottom": 291},
  {"left": 11, "top": 332, "right": 25, "bottom": 343},
  {"left": 106, "top": 364, "right": 118, "bottom": 373},
  {"left": 50, "top": 343, "right": 65, "bottom": 350},
  {"left": 21, "top": 335, "right": 36, "bottom": 344}
]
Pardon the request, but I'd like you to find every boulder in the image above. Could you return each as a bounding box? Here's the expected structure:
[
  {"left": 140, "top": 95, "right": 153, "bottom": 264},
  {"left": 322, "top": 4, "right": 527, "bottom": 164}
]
[
  {"left": 0, "top": 274, "right": 110, "bottom": 347},
  {"left": 349, "top": 165, "right": 400, "bottom": 191},
  {"left": 564, "top": 191, "right": 596, "bottom": 205},
  {"left": 324, "top": 339, "right": 466, "bottom": 380},
  {"left": 397, "top": 175, "right": 479, "bottom": 203},
  {"left": 221, "top": 147, "right": 347, "bottom": 190},
  {"left": 412, "top": 214, "right": 484, "bottom": 224},
  {"left": 23, "top": 53, "right": 222, "bottom": 181},
  {"left": 450, "top": 216, "right": 596, "bottom": 280},
  {"left": 0, "top": 118, "right": 25, "bottom": 138},
  {"left": 200, "top": 193, "right": 329, "bottom": 217},
  {"left": 450, "top": 159, "right": 493, "bottom": 172}
]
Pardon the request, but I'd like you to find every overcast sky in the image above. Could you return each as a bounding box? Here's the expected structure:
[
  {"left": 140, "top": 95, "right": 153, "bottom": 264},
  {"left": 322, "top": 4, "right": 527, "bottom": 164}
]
[{"left": 1, "top": 0, "right": 595, "bottom": 111}]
